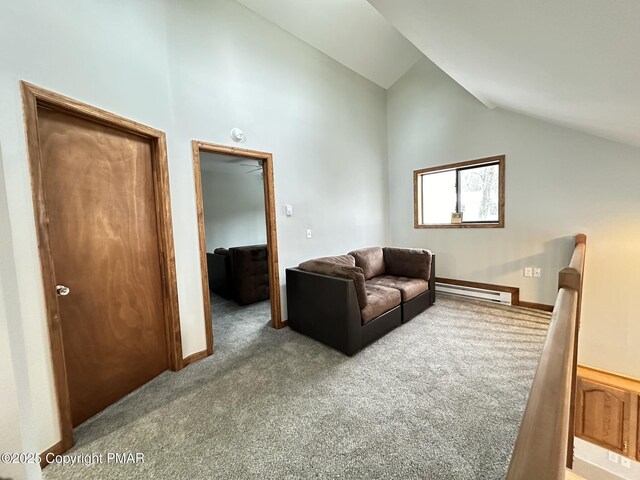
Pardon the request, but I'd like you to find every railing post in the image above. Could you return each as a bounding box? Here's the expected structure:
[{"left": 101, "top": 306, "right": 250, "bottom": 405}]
[
  {"left": 559, "top": 234, "right": 586, "bottom": 471},
  {"left": 558, "top": 267, "right": 581, "bottom": 291}
]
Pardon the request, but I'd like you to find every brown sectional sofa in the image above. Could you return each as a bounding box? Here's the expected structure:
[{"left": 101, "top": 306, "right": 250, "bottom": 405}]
[
  {"left": 286, "top": 247, "right": 435, "bottom": 355},
  {"left": 207, "top": 244, "right": 270, "bottom": 305}
]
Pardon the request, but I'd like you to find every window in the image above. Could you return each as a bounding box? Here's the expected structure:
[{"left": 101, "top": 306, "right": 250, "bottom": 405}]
[{"left": 414, "top": 155, "right": 504, "bottom": 228}]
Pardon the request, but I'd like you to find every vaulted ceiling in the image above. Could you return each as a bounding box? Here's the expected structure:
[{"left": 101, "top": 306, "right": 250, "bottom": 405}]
[
  {"left": 234, "top": 0, "right": 640, "bottom": 147},
  {"left": 233, "top": 0, "right": 422, "bottom": 89}
]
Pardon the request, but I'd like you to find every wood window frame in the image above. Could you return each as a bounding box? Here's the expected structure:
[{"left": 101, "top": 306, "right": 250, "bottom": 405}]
[
  {"left": 21, "top": 82, "right": 183, "bottom": 455},
  {"left": 413, "top": 154, "right": 505, "bottom": 229},
  {"left": 191, "top": 141, "right": 286, "bottom": 353}
]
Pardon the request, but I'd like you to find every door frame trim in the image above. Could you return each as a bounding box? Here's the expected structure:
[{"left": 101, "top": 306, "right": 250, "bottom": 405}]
[
  {"left": 192, "top": 141, "right": 286, "bottom": 351},
  {"left": 21, "top": 81, "right": 183, "bottom": 453}
]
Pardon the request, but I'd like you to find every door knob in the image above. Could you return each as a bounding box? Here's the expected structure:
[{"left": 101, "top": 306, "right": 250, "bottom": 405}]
[{"left": 56, "top": 285, "right": 70, "bottom": 296}]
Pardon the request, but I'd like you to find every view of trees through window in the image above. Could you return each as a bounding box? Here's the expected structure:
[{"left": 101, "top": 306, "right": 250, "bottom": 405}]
[
  {"left": 459, "top": 164, "right": 499, "bottom": 222},
  {"left": 415, "top": 156, "right": 504, "bottom": 227}
]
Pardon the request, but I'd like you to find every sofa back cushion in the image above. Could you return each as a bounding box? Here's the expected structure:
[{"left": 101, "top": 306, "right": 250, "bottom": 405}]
[
  {"left": 298, "top": 259, "right": 367, "bottom": 309},
  {"left": 383, "top": 247, "right": 432, "bottom": 281},
  {"left": 307, "top": 254, "right": 356, "bottom": 267},
  {"left": 349, "top": 247, "right": 385, "bottom": 280}
]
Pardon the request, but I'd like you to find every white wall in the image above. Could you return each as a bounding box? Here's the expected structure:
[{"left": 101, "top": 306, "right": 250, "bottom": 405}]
[
  {"left": 200, "top": 161, "right": 267, "bottom": 251},
  {"left": 0, "top": 0, "right": 175, "bottom": 458},
  {"left": 0, "top": 294, "right": 38, "bottom": 480},
  {"left": 574, "top": 439, "right": 640, "bottom": 480},
  {"left": 163, "top": 0, "right": 389, "bottom": 324},
  {"left": 0, "top": 148, "right": 41, "bottom": 480},
  {"left": 0, "top": 0, "right": 388, "bottom": 455},
  {"left": 0, "top": 277, "right": 41, "bottom": 480},
  {"left": 387, "top": 58, "right": 640, "bottom": 379}
]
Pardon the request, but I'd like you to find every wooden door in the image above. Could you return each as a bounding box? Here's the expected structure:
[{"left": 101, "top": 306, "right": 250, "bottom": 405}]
[
  {"left": 38, "top": 107, "right": 169, "bottom": 427},
  {"left": 576, "top": 378, "right": 631, "bottom": 455}
]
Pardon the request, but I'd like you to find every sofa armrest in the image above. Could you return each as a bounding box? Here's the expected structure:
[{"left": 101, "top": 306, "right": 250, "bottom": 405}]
[
  {"left": 382, "top": 247, "right": 433, "bottom": 281},
  {"left": 286, "top": 268, "right": 362, "bottom": 355},
  {"left": 297, "top": 260, "right": 367, "bottom": 309},
  {"left": 207, "top": 252, "right": 233, "bottom": 299}
]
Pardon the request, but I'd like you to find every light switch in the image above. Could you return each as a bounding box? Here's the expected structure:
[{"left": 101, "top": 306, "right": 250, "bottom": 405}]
[
  {"left": 285, "top": 205, "right": 293, "bottom": 216},
  {"left": 306, "top": 229, "right": 312, "bottom": 239}
]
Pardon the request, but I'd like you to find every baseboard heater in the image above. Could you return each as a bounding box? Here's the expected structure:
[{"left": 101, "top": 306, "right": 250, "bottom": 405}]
[{"left": 436, "top": 282, "right": 513, "bottom": 305}]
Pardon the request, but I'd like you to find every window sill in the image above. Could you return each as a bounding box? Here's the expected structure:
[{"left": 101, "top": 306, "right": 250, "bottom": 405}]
[{"left": 414, "top": 222, "right": 504, "bottom": 229}]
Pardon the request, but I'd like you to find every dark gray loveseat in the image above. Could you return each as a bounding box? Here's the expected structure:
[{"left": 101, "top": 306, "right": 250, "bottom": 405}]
[{"left": 286, "top": 247, "right": 435, "bottom": 355}]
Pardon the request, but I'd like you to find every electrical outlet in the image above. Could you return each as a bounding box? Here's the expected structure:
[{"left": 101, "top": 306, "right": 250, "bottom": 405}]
[
  {"left": 608, "top": 452, "right": 620, "bottom": 463},
  {"left": 621, "top": 457, "right": 631, "bottom": 468},
  {"left": 524, "top": 267, "right": 533, "bottom": 277},
  {"left": 306, "top": 229, "right": 312, "bottom": 239},
  {"left": 533, "top": 268, "right": 542, "bottom": 278}
]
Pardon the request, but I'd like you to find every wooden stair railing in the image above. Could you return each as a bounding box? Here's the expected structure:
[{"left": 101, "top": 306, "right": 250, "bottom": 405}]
[{"left": 506, "top": 234, "right": 586, "bottom": 480}]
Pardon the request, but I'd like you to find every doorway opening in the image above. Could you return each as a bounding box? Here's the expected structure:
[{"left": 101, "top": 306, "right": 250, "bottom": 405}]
[{"left": 192, "top": 142, "right": 284, "bottom": 356}]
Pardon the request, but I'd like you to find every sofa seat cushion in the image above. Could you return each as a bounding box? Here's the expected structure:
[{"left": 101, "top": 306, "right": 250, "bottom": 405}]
[
  {"left": 361, "top": 283, "right": 401, "bottom": 324},
  {"left": 349, "top": 247, "right": 385, "bottom": 280},
  {"left": 367, "top": 275, "right": 429, "bottom": 302}
]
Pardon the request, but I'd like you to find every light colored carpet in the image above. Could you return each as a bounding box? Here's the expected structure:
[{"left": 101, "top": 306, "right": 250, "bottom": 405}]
[{"left": 43, "top": 294, "right": 550, "bottom": 480}]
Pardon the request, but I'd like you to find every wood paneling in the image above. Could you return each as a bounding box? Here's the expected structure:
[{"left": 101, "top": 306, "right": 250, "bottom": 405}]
[
  {"left": 192, "top": 141, "right": 285, "bottom": 349},
  {"left": 576, "top": 378, "right": 630, "bottom": 455},
  {"left": 577, "top": 365, "right": 640, "bottom": 395},
  {"left": 414, "top": 154, "right": 505, "bottom": 229},
  {"left": 577, "top": 365, "right": 640, "bottom": 461},
  {"left": 21, "top": 82, "right": 182, "bottom": 454}
]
